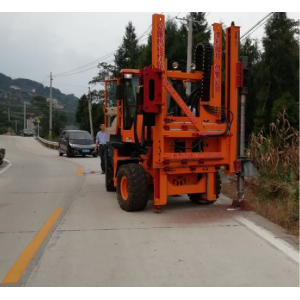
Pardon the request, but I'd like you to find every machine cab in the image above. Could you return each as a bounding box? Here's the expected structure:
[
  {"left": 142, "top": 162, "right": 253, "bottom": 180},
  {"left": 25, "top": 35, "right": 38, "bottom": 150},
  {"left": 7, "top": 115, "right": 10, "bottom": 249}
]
[{"left": 105, "top": 69, "right": 140, "bottom": 138}]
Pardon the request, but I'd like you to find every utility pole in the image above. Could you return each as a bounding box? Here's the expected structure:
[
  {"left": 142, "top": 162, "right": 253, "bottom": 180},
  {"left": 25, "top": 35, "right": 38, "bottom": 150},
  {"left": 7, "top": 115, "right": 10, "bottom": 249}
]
[
  {"left": 176, "top": 15, "right": 196, "bottom": 95},
  {"left": 23, "top": 101, "right": 26, "bottom": 129},
  {"left": 8, "top": 92, "right": 11, "bottom": 122},
  {"left": 186, "top": 17, "right": 193, "bottom": 95},
  {"left": 49, "top": 72, "right": 53, "bottom": 139},
  {"left": 88, "top": 87, "right": 94, "bottom": 137}
]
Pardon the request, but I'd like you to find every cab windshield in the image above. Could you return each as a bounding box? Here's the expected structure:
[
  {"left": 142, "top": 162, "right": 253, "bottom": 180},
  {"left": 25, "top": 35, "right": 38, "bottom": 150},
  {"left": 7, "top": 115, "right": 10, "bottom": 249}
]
[
  {"left": 123, "top": 75, "right": 139, "bottom": 130},
  {"left": 124, "top": 75, "right": 139, "bottom": 106},
  {"left": 69, "top": 132, "right": 92, "bottom": 141}
]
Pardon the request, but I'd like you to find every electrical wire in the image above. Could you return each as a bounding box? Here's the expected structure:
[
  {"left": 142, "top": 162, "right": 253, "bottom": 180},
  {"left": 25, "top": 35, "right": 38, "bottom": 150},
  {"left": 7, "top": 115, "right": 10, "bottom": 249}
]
[
  {"left": 52, "top": 12, "right": 169, "bottom": 79},
  {"left": 52, "top": 82, "right": 89, "bottom": 88},
  {"left": 137, "top": 24, "right": 152, "bottom": 41},
  {"left": 241, "top": 17, "right": 272, "bottom": 41},
  {"left": 53, "top": 50, "right": 117, "bottom": 77},
  {"left": 240, "top": 12, "right": 273, "bottom": 40}
]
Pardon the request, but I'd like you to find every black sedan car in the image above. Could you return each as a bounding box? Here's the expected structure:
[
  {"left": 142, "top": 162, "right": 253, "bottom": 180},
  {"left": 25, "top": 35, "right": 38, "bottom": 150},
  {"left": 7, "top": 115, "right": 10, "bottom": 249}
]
[
  {"left": 58, "top": 130, "right": 97, "bottom": 157},
  {"left": 21, "top": 129, "right": 34, "bottom": 137}
]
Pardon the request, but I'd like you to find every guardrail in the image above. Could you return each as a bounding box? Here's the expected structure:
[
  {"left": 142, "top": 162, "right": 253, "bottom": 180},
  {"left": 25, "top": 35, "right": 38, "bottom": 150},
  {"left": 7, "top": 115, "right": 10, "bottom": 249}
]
[{"left": 36, "top": 136, "right": 58, "bottom": 150}]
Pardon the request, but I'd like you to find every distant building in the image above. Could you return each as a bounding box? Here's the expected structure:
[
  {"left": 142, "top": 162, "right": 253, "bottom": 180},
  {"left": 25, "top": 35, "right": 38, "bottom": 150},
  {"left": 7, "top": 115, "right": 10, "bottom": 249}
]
[
  {"left": 10, "top": 85, "right": 20, "bottom": 90},
  {"left": 46, "top": 98, "right": 64, "bottom": 109},
  {"left": 26, "top": 117, "right": 36, "bottom": 132}
]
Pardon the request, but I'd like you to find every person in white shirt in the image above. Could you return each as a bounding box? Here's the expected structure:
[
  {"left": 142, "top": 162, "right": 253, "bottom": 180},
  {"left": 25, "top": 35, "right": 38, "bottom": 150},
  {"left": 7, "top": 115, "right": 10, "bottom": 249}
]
[{"left": 94, "top": 124, "right": 107, "bottom": 174}]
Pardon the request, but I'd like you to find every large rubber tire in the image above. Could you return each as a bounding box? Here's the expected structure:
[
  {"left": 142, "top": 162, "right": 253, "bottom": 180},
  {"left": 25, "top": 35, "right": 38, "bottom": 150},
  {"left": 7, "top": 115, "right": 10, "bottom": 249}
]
[
  {"left": 58, "top": 146, "right": 63, "bottom": 156},
  {"left": 188, "top": 173, "right": 221, "bottom": 205},
  {"left": 105, "top": 145, "right": 116, "bottom": 192},
  {"left": 66, "top": 147, "right": 72, "bottom": 158},
  {"left": 117, "top": 163, "right": 149, "bottom": 212}
]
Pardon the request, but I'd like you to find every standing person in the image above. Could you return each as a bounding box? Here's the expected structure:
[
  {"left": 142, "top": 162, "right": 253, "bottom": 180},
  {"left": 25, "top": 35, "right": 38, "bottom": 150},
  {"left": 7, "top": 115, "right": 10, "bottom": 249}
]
[{"left": 94, "top": 124, "right": 107, "bottom": 174}]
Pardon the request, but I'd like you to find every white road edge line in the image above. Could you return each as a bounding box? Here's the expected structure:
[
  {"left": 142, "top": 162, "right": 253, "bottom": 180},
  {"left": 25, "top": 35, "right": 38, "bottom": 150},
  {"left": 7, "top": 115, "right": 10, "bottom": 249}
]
[
  {"left": 0, "top": 159, "right": 12, "bottom": 175},
  {"left": 236, "top": 216, "right": 299, "bottom": 263}
]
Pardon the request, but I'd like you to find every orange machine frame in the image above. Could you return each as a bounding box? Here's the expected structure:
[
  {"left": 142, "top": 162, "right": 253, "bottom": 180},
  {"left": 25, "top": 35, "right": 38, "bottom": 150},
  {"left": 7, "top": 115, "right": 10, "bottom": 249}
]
[{"left": 105, "top": 14, "right": 241, "bottom": 208}]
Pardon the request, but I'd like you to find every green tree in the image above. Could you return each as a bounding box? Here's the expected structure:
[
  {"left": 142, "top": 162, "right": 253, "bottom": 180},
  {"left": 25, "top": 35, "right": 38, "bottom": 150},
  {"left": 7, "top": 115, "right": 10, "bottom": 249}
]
[
  {"left": 137, "top": 35, "right": 152, "bottom": 68},
  {"left": 240, "top": 37, "right": 262, "bottom": 140},
  {"left": 114, "top": 21, "right": 141, "bottom": 71},
  {"left": 165, "top": 17, "right": 187, "bottom": 71},
  {"left": 89, "top": 62, "right": 117, "bottom": 85},
  {"left": 189, "top": 12, "right": 211, "bottom": 48},
  {"left": 92, "top": 102, "right": 104, "bottom": 134},
  {"left": 253, "top": 13, "right": 299, "bottom": 131},
  {"left": 75, "top": 94, "right": 89, "bottom": 132},
  {"left": 138, "top": 13, "right": 211, "bottom": 71},
  {"left": 52, "top": 109, "right": 68, "bottom": 138},
  {"left": 75, "top": 94, "right": 104, "bottom": 135},
  {"left": 31, "top": 95, "right": 49, "bottom": 137},
  {"left": 31, "top": 95, "right": 67, "bottom": 138}
]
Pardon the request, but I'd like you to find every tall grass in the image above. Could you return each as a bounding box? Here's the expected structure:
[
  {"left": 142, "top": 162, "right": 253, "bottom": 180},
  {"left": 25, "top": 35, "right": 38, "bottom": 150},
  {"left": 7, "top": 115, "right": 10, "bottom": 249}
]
[
  {"left": 249, "top": 110, "right": 299, "bottom": 180},
  {"left": 246, "top": 110, "right": 299, "bottom": 235}
]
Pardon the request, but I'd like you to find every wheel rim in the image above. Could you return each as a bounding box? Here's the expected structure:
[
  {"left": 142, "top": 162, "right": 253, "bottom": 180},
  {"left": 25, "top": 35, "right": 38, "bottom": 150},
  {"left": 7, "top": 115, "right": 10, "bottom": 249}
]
[{"left": 120, "top": 176, "right": 129, "bottom": 200}]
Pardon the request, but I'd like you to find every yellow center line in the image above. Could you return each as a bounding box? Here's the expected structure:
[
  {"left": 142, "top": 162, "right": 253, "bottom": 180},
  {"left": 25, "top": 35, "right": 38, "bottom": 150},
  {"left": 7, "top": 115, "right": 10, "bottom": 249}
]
[
  {"left": 77, "top": 165, "right": 83, "bottom": 176},
  {"left": 2, "top": 207, "right": 64, "bottom": 284}
]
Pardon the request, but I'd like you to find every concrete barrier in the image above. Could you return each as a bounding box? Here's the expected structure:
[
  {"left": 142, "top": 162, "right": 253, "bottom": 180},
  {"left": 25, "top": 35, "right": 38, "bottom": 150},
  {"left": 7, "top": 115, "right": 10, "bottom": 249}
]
[{"left": 36, "top": 137, "right": 58, "bottom": 150}]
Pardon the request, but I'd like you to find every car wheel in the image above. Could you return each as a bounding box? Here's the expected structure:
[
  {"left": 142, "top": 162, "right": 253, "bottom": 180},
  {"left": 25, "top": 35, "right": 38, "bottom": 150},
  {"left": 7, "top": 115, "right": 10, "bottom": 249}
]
[
  {"left": 58, "top": 146, "right": 63, "bottom": 156},
  {"left": 66, "top": 147, "right": 72, "bottom": 158}
]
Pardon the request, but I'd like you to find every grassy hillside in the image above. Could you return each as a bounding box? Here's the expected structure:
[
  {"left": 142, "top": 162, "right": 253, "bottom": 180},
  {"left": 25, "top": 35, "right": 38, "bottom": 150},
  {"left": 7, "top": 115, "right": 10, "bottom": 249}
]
[{"left": 0, "top": 72, "right": 78, "bottom": 132}]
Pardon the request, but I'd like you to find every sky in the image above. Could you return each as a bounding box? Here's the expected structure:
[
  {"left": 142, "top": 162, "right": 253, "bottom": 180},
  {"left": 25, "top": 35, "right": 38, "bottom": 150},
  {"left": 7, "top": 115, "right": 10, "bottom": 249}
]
[{"left": 0, "top": 9, "right": 299, "bottom": 98}]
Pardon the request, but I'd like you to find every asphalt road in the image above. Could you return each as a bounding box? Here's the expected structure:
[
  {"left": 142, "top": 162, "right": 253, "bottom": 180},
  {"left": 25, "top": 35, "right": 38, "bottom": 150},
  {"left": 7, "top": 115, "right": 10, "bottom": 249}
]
[{"left": 0, "top": 135, "right": 299, "bottom": 287}]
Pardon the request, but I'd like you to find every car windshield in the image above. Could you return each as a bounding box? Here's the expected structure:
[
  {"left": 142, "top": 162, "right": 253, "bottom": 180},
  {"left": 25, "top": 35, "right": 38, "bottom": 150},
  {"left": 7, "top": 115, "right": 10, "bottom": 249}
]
[
  {"left": 69, "top": 132, "right": 92, "bottom": 140},
  {"left": 24, "top": 130, "right": 33, "bottom": 133}
]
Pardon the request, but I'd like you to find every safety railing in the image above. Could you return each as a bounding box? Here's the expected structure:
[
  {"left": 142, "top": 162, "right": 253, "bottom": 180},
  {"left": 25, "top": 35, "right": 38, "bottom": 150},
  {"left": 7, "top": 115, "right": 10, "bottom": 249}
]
[{"left": 36, "top": 136, "right": 58, "bottom": 150}]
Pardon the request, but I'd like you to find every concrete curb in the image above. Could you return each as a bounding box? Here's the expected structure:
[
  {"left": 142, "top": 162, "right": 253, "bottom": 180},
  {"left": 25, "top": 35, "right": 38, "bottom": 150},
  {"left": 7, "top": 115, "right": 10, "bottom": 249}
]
[{"left": 0, "top": 159, "right": 12, "bottom": 175}]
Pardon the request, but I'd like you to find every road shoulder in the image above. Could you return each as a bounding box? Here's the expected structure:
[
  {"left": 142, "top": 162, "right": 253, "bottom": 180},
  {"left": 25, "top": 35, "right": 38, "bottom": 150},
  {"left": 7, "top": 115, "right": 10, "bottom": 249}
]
[{"left": 0, "top": 159, "right": 12, "bottom": 175}]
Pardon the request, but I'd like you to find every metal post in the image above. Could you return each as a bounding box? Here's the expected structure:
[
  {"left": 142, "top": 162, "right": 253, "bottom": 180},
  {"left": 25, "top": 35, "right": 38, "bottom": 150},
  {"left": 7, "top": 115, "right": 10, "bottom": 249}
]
[
  {"left": 186, "top": 17, "right": 193, "bottom": 95},
  {"left": 176, "top": 15, "right": 201, "bottom": 95},
  {"left": 237, "top": 91, "right": 247, "bottom": 200},
  {"left": 24, "top": 101, "right": 26, "bottom": 129},
  {"left": 49, "top": 72, "right": 53, "bottom": 139},
  {"left": 88, "top": 87, "right": 94, "bottom": 137},
  {"left": 8, "top": 92, "right": 11, "bottom": 122}
]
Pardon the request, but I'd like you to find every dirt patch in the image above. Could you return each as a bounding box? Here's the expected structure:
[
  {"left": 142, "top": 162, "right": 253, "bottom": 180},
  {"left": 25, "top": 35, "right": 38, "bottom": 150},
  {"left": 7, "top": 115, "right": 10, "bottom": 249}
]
[{"left": 221, "top": 176, "right": 299, "bottom": 236}]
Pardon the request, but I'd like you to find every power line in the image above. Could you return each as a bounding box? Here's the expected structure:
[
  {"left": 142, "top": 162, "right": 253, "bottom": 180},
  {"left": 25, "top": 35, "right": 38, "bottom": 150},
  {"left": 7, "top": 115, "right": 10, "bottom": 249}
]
[
  {"left": 241, "top": 17, "right": 272, "bottom": 42},
  {"left": 52, "top": 12, "right": 167, "bottom": 79},
  {"left": 137, "top": 24, "right": 152, "bottom": 41},
  {"left": 52, "top": 82, "right": 89, "bottom": 88},
  {"left": 53, "top": 20, "right": 156, "bottom": 78},
  {"left": 53, "top": 33, "right": 150, "bottom": 79},
  {"left": 54, "top": 65, "right": 99, "bottom": 78},
  {"left": 240, "top": 12, "right": 273, "bottom": 40},
  {"left": 53, "top": 50, "right": 117, "bottom": 77}
]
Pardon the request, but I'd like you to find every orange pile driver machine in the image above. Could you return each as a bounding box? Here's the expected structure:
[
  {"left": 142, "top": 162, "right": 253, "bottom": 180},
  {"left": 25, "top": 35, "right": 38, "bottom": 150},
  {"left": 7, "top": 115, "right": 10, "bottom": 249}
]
[{"left": 104, "top": 14, "right": 253, "bottom": 212}]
